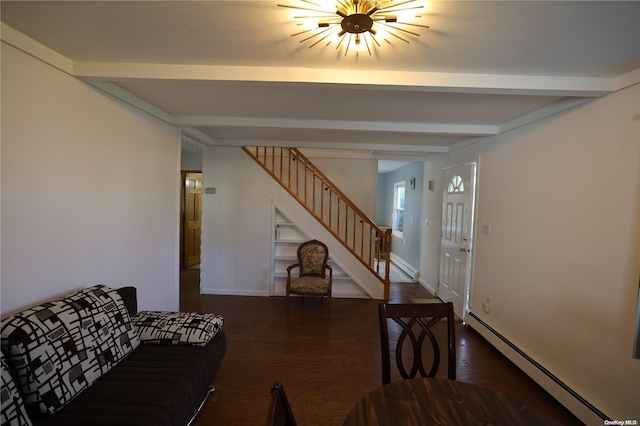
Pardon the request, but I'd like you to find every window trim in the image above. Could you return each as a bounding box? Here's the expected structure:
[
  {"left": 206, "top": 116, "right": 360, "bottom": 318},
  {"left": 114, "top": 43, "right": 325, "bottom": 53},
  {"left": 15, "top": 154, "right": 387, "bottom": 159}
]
[{"left": 392, "top": 181, "right": 406, "bottom": 238}]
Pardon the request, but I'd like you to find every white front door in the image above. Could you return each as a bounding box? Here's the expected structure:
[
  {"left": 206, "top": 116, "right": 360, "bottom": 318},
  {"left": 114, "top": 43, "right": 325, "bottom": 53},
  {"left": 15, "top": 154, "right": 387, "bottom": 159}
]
[{"left": 439, "top": 163, "right": 476, "bottom": 319}]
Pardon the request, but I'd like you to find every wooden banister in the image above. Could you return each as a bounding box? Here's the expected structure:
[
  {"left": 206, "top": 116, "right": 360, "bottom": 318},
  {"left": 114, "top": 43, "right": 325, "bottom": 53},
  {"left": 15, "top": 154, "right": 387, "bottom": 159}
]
[{"left": 243, "top": 146, "right": 391, "bottom": 300}]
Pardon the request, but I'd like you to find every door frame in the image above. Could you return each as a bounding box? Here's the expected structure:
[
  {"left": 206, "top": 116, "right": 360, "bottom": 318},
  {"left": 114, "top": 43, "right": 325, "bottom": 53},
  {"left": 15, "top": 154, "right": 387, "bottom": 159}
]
[
  {"left": 180, "top": 170, "right": 203, "bottom": 269},
  {"left": 438, "top": 158, "right": 479, "bottom": 321}
]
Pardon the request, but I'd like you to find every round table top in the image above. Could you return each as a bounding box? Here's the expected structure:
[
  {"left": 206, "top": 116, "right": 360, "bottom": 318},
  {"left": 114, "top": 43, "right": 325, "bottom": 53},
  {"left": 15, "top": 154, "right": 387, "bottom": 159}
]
[{"left": 342, "top": 378, "right": 563, "bottom": 426}]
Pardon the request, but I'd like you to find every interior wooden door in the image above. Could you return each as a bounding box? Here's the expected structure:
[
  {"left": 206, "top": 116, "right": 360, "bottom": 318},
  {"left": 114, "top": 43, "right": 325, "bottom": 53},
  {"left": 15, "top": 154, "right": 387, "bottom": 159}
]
[{"left": 183, "top": 172, "right": 202, "bottom": 268}]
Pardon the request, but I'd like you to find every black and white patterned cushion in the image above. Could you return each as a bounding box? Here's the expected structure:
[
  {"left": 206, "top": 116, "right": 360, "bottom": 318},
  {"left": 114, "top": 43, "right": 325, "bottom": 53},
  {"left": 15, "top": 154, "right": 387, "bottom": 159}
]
[
  {"left": 132, "top": 311, "right": 223, "bottom": 346},
  {"left": 1, "top": 351, "right": 32, "bottom": 426},
  {"left": 0, "top": 285, "right": 140, "bottom": 414}
]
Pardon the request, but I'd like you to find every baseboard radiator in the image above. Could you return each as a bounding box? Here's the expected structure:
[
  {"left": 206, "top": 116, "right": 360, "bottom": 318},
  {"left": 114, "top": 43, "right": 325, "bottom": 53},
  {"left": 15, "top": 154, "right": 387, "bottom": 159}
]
[
  {"left": 466, "top": 311, "right": 609, "bottom": 424},
  {"left": 390, "top": 253, "right": 419, "bottom": 281}
]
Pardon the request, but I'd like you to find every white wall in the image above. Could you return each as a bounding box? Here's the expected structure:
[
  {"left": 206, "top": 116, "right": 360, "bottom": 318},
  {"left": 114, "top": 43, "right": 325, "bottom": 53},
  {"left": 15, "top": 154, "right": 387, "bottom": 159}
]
[
  {"left": 422, "top": 84, "right": 640, "bottom": 423},
  {"left": 1, "top": 43, "right": 181, "bottom": 316},
  {"left": 419, "top": 156, "right": 446, "bottom": 294},
  {"left": 200, "top": 147, "right": 272, "bottom": 296},
  {"left": 310, "top": 156, "right": 377, "bottom": 219},
  {"left": 200, "top": 146, "right": 381, "bottom": 297},
  {"left": 181, "top": 149, "right": 203, "bottom": 171}
]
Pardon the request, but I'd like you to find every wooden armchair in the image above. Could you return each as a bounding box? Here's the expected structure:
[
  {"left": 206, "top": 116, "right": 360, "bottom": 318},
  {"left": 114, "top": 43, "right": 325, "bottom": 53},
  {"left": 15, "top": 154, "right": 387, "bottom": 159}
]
[{"left": 286, "top": 239, "right": 333, "bottom": 312}]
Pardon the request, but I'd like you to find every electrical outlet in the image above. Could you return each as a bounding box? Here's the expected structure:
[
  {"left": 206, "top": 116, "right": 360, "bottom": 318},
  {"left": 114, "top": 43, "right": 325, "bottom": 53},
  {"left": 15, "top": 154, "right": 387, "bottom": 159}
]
[{"left": 482, "top": 298, "right": 491, "bottom": 313}]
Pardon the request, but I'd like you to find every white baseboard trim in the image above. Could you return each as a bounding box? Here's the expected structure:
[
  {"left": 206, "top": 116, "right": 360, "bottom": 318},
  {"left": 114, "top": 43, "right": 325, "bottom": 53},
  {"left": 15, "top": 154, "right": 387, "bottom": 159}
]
[
  {"left": 465, "top": 312, "right": 609, "bottom": 425},
  {"left": 200, "top": 288, "right": 270, "bottom": 297},
  {"left": 200, "top": 288, "right": 368, "bottom": 299},
  {"left": 390, "top": 253, "right": 419, "bottom": 281},
  {"left": 417, "top": 278, "right": 437, "bottom": 296},
  {"left": 269, "top": 291, "right": 369, "bottom": 299}
]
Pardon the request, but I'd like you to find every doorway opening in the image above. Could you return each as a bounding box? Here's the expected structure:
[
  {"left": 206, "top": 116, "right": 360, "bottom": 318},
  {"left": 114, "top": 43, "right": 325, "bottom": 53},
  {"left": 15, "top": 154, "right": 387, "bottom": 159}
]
[
  {"left": 376, "top": 161, "right": 424, "bottom": 283},
  {"left": 180, "top": 171, "right": 202, "bottom": 307},
  {"left": 181, "top": 171, "right": 202, "bottom": 269},
  {"left": 180, "top": 139, "right": 204, "bottom": 306}
]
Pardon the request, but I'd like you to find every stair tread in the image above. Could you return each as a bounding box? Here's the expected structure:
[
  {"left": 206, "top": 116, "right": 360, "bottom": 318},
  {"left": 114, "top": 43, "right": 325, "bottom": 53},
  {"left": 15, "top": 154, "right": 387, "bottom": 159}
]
[
  {"left": 275, "top": 238, "right": 307, "bottom": 243},
  {"left": 273, "top": 276, "right": 353, "bottom": 282}
]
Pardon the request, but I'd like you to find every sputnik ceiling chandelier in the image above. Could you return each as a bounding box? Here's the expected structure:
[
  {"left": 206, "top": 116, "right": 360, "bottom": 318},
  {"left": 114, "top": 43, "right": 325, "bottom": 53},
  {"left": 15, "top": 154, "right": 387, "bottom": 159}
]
[{"left": 278, "top": 0, "right": 429, "bottom": 56}]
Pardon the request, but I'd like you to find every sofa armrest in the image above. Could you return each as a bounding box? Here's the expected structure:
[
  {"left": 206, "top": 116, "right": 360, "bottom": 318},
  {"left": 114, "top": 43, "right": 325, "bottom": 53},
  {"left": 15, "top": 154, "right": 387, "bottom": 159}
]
[{"left": 116, "top": 286, "right": 138, "bottom": 317}]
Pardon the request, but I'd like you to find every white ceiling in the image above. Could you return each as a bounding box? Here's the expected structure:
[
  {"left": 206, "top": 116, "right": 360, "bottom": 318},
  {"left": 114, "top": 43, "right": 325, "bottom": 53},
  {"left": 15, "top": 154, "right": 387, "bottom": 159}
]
[{"left": 2, "top": 1, "right": 639, "bottom": 164}]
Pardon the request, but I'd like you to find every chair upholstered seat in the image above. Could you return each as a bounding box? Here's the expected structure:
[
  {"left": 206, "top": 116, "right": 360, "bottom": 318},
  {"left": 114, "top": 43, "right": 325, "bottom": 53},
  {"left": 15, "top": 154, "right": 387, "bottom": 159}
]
[
  {"left": 289, "top": 276, "right": 330, "bottom": 295},
  {"left": 286, "top": 239, "right": 333, "bottom": 312}
]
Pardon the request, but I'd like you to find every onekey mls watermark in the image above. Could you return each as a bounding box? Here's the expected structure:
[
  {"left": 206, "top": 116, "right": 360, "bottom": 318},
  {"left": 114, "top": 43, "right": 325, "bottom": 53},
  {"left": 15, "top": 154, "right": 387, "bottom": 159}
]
[{"left": 604, "top": 421, "right": 638, "bottom": 425}]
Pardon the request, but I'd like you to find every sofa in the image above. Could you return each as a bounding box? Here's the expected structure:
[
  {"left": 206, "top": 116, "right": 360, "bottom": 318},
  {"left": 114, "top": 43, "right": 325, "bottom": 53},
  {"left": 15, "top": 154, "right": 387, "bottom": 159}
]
[{"left": 1, "top": 285, "right": 226, "bottom": 426}]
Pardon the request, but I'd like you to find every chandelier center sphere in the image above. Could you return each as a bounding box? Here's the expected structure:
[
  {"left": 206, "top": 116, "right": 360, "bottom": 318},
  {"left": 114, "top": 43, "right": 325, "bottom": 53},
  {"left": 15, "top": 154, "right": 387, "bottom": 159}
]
[{"left": 340, "top": 14, "right": 374, "bottom": 34}]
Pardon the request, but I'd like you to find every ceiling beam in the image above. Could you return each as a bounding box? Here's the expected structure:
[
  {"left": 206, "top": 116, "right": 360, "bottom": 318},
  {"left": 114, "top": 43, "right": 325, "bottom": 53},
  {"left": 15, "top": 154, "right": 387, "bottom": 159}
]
[
  {"left": 1, "top": 23, "right": 73, "bottom": 74},
  {"left": 73, "top": 61, "right": 615, "bottom": 97},
  {"left": 207, "top": 138, "right": 451, "bottom": 153},
  {"left": 171, "top": 116, "right": 498, "bottom": 136},
  {"left": 499, "top": 97, "right": 595, "bottom": 134}
]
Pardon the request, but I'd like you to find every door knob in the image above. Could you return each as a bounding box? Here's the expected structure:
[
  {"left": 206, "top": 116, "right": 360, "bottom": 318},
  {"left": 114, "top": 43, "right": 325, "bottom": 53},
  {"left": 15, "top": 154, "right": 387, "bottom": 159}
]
[{"left": 459, "top": 247, "right": 468, "bottom": 253}]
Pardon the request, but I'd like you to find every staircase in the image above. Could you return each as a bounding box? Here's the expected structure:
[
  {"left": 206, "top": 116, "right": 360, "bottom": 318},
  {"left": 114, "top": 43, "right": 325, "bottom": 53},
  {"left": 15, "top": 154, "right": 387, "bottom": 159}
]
[{"left": 243, "top": 146, "right": 391, "bottom": 300}]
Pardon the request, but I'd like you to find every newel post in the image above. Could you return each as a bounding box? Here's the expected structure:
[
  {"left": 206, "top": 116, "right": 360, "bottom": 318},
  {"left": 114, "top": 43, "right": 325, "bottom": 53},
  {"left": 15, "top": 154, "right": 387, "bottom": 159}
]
[{"left": 383, "top": 228, "right": 392, "bottom": 301}]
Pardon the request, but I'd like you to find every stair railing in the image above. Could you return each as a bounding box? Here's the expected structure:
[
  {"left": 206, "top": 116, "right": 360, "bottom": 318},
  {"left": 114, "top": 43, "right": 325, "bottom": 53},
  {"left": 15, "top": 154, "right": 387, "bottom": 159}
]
[{"left": 243, "top": 146, "right": 391, "bottom": 300}]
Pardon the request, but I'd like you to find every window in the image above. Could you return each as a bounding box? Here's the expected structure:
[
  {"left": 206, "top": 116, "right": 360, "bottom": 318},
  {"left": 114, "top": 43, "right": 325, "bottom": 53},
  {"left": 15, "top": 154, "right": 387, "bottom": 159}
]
[
  {"left": 447, "top": 175, "right": 464, "bottom": 193},
  {"left": 393, "top": 181, "right": 405, "bottom": 237}
]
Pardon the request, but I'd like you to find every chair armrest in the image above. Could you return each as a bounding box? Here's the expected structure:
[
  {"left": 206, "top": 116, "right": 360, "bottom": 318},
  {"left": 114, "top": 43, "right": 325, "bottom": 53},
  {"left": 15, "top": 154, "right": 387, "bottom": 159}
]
[{"left": 287, "top": 263, "right": 300, "bottom": 272}]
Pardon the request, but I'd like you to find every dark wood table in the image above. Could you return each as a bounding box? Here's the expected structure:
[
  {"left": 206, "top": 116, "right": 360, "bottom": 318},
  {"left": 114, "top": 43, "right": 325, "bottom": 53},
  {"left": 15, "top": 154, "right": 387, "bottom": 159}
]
[{"left": 342, "top": 378, "right": 563, "bottom": 426}]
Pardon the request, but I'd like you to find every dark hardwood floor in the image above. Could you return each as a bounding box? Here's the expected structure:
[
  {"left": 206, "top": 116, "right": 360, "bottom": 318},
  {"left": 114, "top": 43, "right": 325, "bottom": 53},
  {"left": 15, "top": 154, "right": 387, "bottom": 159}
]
[{"left": 180, "top": 268, "right": 583, "bottom": 426}]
